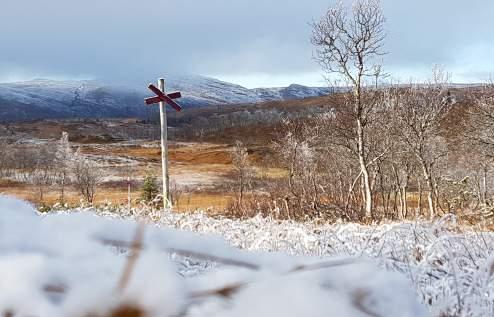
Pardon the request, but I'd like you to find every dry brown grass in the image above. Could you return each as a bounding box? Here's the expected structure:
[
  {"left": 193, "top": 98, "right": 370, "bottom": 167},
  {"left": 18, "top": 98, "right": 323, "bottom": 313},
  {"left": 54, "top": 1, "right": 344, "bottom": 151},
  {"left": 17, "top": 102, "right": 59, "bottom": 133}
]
[
  {"left": 176, "top": 191, "right": 235, "bottom": 211},
  {"left": 170, "top": 145, "right": 232, "bottom": 165},
  {"left": 1, "top": 115, "right": 286, "bottom": 212},
  {"left": 81, "top": 142, "right": 236, "bottom": 165},
  {"left": 0, "top": 185, "right": 129, "bottom": 206},
  {"left": 0, "top": 183, "right": 237, "bottom": 212}
]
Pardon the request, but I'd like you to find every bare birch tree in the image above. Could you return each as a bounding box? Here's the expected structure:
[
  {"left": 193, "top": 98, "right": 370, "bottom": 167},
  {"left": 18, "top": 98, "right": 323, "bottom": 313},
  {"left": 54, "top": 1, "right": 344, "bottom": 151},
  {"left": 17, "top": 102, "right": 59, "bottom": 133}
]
[
  {"left": 231, "top": 141, "right": 253, "bottom": 208},
  {"left": 468, "top": 83, "right": 494, "bottom": 151},
  {"left": 55, "top": 132, "right": 73, "bottom": 204},
  {"left": 465, "top": 82, "right": 494, "bottom": 206},
  {"left": 73, "top": 149, "right": 101, "bottom": 204},
  {"left": 30, "top": 144, "right": 57, "bottom": 203},
  {"left": 311, "top": 0, "right": 386, "bottom": 218},
  {"left": 0, "top": 140, "right": 12, "bottom": 179},
  {"left": 391, "top": 67, "right": 454, "bottom": 219}
]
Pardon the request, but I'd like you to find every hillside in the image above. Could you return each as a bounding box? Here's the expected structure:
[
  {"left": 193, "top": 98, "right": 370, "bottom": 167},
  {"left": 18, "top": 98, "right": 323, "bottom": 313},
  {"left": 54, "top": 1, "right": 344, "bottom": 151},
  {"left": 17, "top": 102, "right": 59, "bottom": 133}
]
[{"left": 0, "top": 76, "right": 331, "bottom": 122}]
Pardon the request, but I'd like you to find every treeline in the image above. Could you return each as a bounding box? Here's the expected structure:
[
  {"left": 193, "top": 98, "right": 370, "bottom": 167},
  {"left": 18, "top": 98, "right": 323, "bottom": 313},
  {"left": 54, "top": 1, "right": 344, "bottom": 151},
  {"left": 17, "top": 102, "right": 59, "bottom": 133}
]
[
  {"left": 242, "top": 81, "right": 492, "bottom": 221},
  {"left": 169, "top": 106, "right": 331, "bottom": 141},
  {"left": 224, "top": 0, "right": 494, "bottom": 221}
]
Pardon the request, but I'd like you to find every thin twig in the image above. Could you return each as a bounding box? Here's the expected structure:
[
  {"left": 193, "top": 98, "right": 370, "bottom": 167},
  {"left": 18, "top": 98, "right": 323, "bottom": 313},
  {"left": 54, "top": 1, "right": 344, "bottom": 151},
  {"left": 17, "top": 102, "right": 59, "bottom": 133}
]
[
  {"left": 98, "top": 237, "right": 260, "bottom": 270},
  {"left": 117, "top": 223, "right": 146, "bottom": 293}
]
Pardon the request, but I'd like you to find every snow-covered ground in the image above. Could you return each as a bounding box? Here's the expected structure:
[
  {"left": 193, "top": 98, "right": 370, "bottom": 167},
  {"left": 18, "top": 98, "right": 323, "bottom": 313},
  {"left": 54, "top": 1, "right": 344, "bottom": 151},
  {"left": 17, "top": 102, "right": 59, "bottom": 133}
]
[{"left": 1, "top": 196, "right": 494, "bottom": 316}]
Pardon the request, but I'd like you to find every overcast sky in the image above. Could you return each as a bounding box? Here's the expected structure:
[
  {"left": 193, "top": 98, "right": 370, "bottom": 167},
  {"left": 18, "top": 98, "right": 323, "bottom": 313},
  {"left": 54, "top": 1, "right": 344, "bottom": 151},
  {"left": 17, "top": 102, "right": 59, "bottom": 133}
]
[{"left": 1, "top": 0, "right": 493, "bottom": 88}]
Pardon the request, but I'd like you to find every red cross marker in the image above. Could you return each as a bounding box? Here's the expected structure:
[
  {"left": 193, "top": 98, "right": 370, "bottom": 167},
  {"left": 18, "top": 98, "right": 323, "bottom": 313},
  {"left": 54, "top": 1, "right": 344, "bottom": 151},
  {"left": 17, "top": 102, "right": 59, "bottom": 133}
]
[
  {"left": 145, "top": 84, "right": 182, "bottom": 112},
  {"left": 143, "top": 78, "right": 182, "bottom": 211}
]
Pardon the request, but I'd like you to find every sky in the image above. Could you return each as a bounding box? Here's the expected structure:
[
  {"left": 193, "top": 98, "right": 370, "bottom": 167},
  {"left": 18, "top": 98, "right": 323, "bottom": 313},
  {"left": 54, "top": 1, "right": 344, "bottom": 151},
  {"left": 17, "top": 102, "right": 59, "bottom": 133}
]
[{"left": 0, "top": 0, "right": 493, "bottom": 88}]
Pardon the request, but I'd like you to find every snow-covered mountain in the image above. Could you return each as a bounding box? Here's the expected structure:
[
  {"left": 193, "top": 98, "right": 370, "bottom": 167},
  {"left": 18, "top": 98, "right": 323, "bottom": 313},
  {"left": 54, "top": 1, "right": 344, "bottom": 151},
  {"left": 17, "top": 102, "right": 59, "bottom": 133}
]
[
  {"left": 253, "top": 84, "right": 331, "bottom": 101},
  {"left": 0, "top": 79, "right": 142, "bottom": 121},
  {"left": 0, "top": 76, "right": 331, "bottom": 122}
]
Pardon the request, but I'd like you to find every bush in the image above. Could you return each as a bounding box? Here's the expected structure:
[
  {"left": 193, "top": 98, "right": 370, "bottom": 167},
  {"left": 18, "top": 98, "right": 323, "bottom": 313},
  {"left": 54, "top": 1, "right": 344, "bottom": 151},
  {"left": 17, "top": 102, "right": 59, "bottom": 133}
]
[{"left": 141, "top": 172, "right": 159, "bottom": 203}]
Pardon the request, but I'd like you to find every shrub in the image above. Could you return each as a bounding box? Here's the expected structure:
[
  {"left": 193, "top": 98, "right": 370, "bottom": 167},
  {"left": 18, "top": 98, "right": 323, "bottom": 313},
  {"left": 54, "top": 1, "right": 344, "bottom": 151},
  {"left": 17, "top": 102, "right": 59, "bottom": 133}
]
[{"left": 141, "top": 172, "right": 159, "bottom": 203}]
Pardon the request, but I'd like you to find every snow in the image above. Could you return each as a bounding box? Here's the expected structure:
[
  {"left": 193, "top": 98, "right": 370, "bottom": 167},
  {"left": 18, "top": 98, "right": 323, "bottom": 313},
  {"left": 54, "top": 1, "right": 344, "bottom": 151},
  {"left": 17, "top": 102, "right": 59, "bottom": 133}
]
[
  {"left": 9, "top": 195, "right": 493, "bottom": 316},
  {"left": 0, "top": 77, "right": 332, "bottom": 121},
  {"left": 253, "top": 84, "right": 331, "bottom": 101}
]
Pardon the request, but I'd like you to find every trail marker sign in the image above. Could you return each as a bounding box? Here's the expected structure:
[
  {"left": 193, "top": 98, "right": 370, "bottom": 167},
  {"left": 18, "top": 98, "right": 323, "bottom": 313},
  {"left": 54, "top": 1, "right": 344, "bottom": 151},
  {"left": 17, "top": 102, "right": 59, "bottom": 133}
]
[
  {"left": 144, "top": 79, "right": 183, "bottom": 210},
  {"left": 145, "top": 84, "right": 182, "bottom": 112}
]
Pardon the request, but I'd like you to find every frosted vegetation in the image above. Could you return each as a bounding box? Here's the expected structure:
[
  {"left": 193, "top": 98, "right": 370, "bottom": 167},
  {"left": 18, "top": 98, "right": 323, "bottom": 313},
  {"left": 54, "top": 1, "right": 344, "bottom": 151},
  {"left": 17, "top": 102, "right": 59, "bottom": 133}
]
[{"left": 2, "top": 196, "right": 494, "bottom": 316}]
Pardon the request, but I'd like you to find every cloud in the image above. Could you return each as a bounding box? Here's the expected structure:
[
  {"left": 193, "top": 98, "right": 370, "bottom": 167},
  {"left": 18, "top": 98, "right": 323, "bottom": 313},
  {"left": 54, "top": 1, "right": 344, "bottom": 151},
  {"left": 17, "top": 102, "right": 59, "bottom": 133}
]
[{"left": 0, "top": 0, "right": 492, "bottom": 87}]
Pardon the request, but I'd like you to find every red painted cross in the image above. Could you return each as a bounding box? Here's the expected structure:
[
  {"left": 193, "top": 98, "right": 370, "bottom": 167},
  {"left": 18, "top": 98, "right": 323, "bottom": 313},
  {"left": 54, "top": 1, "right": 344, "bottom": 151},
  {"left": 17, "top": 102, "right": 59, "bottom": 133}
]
[{"left": 145, "top": 84, "right": 182, "bottom": 112}]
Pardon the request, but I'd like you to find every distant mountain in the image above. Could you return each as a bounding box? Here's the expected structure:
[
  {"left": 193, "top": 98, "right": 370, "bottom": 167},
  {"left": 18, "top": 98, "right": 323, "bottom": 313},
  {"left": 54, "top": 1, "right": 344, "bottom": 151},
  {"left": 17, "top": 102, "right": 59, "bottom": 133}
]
[
  {"left": 0, "top": 79, "right": 145, "bottom": 121},
  {"left": 253, "top": 84, "right": 331, "bottom": 101},
  {"left": 0, "top": 76, "right": 331, "bottom": 122}
]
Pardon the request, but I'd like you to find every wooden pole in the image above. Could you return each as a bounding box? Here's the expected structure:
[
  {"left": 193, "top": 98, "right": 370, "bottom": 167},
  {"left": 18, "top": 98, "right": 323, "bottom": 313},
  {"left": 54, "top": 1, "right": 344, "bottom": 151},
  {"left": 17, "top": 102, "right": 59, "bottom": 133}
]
[
  {"left": 127, "top": 176, "right": 131, "bottom": 212},
  {"left": 158, "top": 78, "right": 171, "bottom": 210}
]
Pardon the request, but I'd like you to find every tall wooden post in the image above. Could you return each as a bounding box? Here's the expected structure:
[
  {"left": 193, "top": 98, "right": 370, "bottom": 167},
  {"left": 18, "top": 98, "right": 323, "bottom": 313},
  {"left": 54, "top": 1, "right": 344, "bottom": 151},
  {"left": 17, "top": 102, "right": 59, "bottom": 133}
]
[
  {"left": 144, "top": 79, "right": 182, "bottom": 210},
  {"left": 127, "top": 176, "right": 131, "bottom": 212},
  {"left": 158, "top": 78, "right": 171, "bottom": 209}
]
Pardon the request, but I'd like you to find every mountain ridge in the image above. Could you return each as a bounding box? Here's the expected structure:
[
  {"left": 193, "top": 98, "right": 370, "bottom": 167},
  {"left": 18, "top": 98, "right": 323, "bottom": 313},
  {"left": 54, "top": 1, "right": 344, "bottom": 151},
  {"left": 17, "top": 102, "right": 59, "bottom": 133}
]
[{"left": 0, "top": 76, "right": 331, "bottom": 122}]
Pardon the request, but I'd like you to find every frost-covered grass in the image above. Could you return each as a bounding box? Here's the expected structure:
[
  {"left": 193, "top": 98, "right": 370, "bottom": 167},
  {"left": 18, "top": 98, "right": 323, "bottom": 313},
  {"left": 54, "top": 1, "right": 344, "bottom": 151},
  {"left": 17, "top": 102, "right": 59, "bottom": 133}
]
[
  {"left": 2, "top": 197, "right": 494, "bottom": 316},
  {"left": 162, "top": 213, "right": 494, "bottom": 317},
  {"left": 125, "top": 208, "right": 494, "bottom": 317}
]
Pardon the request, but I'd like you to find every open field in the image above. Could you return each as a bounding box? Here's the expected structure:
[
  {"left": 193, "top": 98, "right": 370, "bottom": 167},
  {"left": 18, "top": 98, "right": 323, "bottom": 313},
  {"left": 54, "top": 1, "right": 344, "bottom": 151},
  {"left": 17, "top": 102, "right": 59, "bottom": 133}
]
[
  {"left": 0, "top": 95, "right": 339, "bottom": 212},
  {"left": 0, "top": 86, "right": 491, "bottom": 222},
  {"left": 0, "top": 97, "right": 302, "bottom": 210},
  {"left": 0, "top": 133, "right": 283, "bottom": 211}
]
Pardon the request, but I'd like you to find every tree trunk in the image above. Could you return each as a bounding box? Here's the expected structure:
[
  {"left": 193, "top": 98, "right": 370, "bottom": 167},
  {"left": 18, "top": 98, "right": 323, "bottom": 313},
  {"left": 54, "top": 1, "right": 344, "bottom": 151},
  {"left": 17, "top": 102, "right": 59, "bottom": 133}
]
[
  {"left": 357, "top": 118, "right": 373, "bottom": 219},
  {"left": 391, "top": 164, "right": 403, "bottom": 219},
  {"left": 418, "top": 180, "right": 422, "bottom": 218},
  {"left": 426, "top": 178, "right": 435, "bottom": 220},
  {"left": 345, "top": 171, "right": 362, "bottom": 213},
  {"left": 288, "top": 144, "right": 298, "bottom": 197},
  {"left": 393, "top": 190, "right": 398, "bottom": 215},
  {"left": 238, "top": 173, "right": 244, "bottom": 207},
  {"left": 380, "top": 181, "right": 387, "bottom": 215},
  {"left": 284, "top": 197, "right": 291, "bottom": 220},
  {"left": 60, "top": 173, "right": 66, "bottom": 204},
  {"left": 386, "top": 190, "right": 392, "bottom": 218},
  {"left": 39, "top": 186, "right": 44, "bottom": 203},
  {"left": 419, "top": 159, "right": 435, "bottom": 220},
  {"left": 401, "top": 186, "right": 408, "bottom": 219},
  {"left": 482, "top": 166, "right": 488, "bottom": 204}
]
